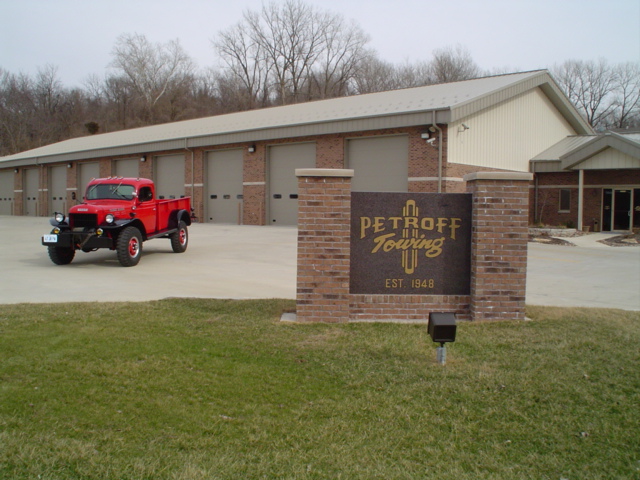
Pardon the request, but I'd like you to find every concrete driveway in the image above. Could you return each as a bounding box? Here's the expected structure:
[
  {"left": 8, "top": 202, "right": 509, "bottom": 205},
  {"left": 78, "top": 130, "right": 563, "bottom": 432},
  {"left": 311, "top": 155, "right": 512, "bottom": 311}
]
[{"left": 1, "top": 216, "right": 638, "bottom": 311}]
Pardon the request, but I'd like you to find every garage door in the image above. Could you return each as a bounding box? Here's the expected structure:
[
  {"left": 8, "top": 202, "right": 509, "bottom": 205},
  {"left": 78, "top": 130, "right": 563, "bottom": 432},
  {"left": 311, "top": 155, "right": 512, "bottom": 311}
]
[
  {"left": 49, "top": 165, "right": 67, "bottom": 215},
  {"left": 206, "top": 149, "right": 243, "bottom": 224},
  {"left": 78, "top": 162, "right": 100, "bottom": 200},
  {"left": 268, "top": 143, "right": 316, "bottom": 225},
  {"left": 114, "top": 158, "right": 139, "bottom": 178},
  {"left": 24, "top": 168, "right": 39, "bottom": 216},
  {"left": 154, "top": 154, "right": 185, "bottom": 199},
  {"left": 0, "top": 170, "right": 14, "bottom": 215},
  {"left": 347, "top": 136, "right": 409, "bottom": 192}
]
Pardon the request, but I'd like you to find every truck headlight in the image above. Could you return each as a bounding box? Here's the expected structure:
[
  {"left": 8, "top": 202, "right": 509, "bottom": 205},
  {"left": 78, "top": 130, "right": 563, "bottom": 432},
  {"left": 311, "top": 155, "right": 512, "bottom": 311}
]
[
  {"left": 105, "top": 214, "right": 115, "bottom": 224},
  {"left": 55, "top": 213, "right": 65, "bottom": 223}
]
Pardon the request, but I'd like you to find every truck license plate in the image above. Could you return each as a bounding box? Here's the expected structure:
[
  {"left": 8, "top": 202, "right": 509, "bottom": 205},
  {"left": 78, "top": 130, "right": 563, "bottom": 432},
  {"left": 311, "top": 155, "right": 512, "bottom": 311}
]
[{"left": 43, "top": 234, "right": 58, "bottom": 243}]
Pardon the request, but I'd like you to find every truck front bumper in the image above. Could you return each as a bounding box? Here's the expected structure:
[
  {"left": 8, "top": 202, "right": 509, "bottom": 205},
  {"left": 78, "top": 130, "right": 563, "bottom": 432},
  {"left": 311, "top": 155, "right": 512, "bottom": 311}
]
[{"left": 42, "top": 231, "right": 114, "bottom": 250}]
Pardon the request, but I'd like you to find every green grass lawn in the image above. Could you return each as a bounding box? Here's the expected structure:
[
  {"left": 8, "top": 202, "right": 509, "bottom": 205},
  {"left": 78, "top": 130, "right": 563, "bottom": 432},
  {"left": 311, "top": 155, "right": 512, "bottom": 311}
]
[{"left": 0, "top": 299, "right": 638, "bottom": 479}]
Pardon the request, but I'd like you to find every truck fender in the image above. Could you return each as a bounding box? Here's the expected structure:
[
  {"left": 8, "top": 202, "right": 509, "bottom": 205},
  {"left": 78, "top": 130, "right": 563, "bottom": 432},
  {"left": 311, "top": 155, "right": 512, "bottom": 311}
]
[
  {"left": 111, "top": 218, "right": 147, "bottom": 240},
  {"left": 169, "top": 209, "right": 192, "bottom": 229}
]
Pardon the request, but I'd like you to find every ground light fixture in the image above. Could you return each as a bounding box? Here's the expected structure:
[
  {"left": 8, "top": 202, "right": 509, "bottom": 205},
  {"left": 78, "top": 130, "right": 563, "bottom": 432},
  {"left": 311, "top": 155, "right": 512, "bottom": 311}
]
[{"left": 427, "top": 312, "right": 457, "bottom": 365}]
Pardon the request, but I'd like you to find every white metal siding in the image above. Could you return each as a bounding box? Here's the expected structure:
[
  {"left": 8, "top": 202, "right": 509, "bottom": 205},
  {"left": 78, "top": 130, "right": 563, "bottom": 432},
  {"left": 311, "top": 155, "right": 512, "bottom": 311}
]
[
  {"left": 268, "top": 143, "right": 316, "bottom": 225},
  {"left": 154, "top": 154, "right": 185, "bottom": 200},
  {"left": 49, "top": 165, "right": 67, "bottom": 215},
  {"left": 0, "top": 170, "right": 13, "bottom": 215},
  {"left": 206, "top": 149, "right": 244, "bottom": 224},
  {"left": 574, "top": 148, "right": 640, "bottom": 170},
  {"left": 448, "top": 88, "right": 577, "bottom": 171},
  {"left": 347, "top": 136, "right": 409, "bottom": 192}
]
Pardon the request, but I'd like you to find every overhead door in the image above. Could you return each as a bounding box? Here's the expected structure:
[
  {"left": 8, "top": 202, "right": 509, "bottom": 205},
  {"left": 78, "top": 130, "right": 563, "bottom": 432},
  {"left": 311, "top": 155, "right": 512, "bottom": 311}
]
[
  {"left": 24, "top": 168, "right": 39, "bottom": 216},
  {"left": 114, "top": 158, "right": 139, "bottom": 178},
  {"left": 78, "top": 162, "right": 100, "bottom": 200},
  {"left": 0, "top": 170, "right": 14, "bottom": 215},
  {"left": 206, "top": 149, "right": 243, "bottom": 224},
  {"left": 154, "top": 154, "right": 185, "bottom": 199},
  {"left": 268, "top": 143, "right": 316, "bottom": 225},
  {"left": 347, "top": 136, "right": 409, "bottom": 192},
  {"left": 49, "top": 165, "right": 67, "bottom": 215}
]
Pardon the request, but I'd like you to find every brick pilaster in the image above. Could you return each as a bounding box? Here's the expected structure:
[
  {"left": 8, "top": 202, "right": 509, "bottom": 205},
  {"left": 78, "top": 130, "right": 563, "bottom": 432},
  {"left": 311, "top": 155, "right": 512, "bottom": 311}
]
[
  {"left": 465, "top": 172, "right": 533, "bottom": 321},
  {"left": 295, "top": 169, "right": 353, "bottom": 322}
]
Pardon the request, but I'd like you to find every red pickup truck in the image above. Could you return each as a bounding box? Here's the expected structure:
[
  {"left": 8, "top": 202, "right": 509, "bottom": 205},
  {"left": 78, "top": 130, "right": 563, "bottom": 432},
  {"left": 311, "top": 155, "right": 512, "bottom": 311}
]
[{"left": 42, "top": 177, "right": 192, "bottom": 267}]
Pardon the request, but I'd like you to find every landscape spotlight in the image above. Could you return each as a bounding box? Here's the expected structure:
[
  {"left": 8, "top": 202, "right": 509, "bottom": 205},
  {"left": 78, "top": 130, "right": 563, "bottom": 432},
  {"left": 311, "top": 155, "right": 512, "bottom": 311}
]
[{"left": 428, "top": 312, "right": 457, "bottom": 365}]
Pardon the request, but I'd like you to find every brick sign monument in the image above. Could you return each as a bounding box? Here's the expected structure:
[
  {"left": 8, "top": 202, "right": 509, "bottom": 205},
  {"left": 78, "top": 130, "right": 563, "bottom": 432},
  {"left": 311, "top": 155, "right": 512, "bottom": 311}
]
[{"left": 295, "top": 169, "right": 533, "bottom": 323}]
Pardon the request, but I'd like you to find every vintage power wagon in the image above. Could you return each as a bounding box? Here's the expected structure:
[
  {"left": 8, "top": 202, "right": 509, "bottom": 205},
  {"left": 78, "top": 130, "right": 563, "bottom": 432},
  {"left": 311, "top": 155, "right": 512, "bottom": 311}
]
[{"left": 42, "top": 177, "right": 192, "bottom": 267}]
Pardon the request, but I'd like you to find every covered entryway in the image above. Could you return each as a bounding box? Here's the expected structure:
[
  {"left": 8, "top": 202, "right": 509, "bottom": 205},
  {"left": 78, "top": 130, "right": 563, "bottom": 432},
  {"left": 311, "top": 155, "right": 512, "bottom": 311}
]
[
  {"left": 49, "top": 165, "right": 67, "bottom": 215},
  {"left": 206, "top": 149, "right": 243, "bottom": 224},
  {"left": 0, "top": 170, "right": 14, "bottom": 215},
  {"left": 347, "top": 135, "right": 409, "bottom": 192},
  {"left": 154, "top": 154, "right": 185, "bottom": 200},
  {"left": 602, "top": 188, "right": 638, "bottom": 232},
  {"left": 268, "top": 143, "right": 316, "bottom": 225}
]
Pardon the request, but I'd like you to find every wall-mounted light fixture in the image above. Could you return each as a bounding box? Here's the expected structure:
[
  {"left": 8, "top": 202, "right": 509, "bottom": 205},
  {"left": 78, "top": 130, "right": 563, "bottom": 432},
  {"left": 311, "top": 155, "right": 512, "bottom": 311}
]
[
  {"left": 248, "top": 145, "right": 256, "bottom": 153},
  {"left": 140, "top": 155, "right": 147, "bottom": 162},
  {"left": 67, "top": 163, "right": 72, "bottom": 168},
  {"left": 458, "top": 123, "right": 470, "bottom": 133},
  {"left": 14, "top": 168, "right": 19, "bottom": 173}
]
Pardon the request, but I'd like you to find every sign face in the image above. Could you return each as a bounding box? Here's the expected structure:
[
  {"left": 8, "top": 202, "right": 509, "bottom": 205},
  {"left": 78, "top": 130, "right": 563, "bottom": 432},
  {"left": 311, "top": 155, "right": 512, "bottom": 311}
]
[{"left": 350, "top": 192, "right": 471, "bottom": 295}]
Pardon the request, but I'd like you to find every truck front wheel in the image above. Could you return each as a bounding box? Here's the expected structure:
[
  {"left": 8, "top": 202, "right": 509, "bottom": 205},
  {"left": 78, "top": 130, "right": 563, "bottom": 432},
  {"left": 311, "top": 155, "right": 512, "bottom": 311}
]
[
  {"left": 117, "top": 226, "right": 143, "bottom": 267},
  {"left": 48, "top": 246, "right": 75, "bottom": 265},
  {"left": 170, "top": 221, "right": 189, "bottom": 253}
]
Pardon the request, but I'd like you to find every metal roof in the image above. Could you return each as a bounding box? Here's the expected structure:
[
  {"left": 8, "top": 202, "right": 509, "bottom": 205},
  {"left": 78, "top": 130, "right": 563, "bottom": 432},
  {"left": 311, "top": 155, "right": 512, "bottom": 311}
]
[
  {"left": 0, "top": 70, "right": 593, "bottom": 168},
  {"left": 531, "top": 132, "right": 640, "bottom": 171}
]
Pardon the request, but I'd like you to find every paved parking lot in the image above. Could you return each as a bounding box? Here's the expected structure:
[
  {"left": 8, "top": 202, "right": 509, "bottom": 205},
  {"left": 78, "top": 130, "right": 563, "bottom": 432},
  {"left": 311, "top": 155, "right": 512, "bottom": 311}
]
[{"left": 1, "top": 216, "right": 638, "bottom": 311}]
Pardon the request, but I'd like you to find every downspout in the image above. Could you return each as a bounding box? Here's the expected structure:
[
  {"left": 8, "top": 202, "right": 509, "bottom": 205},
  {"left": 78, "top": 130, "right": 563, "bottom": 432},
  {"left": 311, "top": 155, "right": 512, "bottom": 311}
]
[
  {"left": 532, "top": 161, "right": 538, "bottom": 224},
  {"left": 184, "top": 138, "right": 195, "bottom": 218},
  {"left": 431, "top": 111, "right": 443, "bottom": 193},
  {"left": 577, "top": 169, "right": 584, "bottom": 231}
]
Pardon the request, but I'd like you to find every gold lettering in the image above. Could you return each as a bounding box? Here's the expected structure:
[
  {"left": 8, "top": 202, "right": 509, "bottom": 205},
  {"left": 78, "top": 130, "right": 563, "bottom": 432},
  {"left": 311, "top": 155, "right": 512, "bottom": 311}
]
[
  {"left": 450, "top": 218, "right": 461, "bottom": 240},
  {"left": 421, "top": 217, "right": 434, "bottom": 230},
  {"left": 373, "top": 217, "right": 385, "bottom": 233},
  {"left": 389, "top": 217, "right": 403, "bottom": 229},
  {"left": 360, "top": 217, "right": 371, "bottom": 239},
  {"left": 404, "top": 217, "right": 419, "bottom": 229},
  {"left": 436, "top": 217, "right": 448, "bottom": 233}
]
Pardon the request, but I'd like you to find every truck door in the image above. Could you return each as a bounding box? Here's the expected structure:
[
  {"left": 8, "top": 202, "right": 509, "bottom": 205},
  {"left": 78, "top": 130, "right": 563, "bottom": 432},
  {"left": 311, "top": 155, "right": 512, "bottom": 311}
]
[{"left": 136, "top": 186, "right": 157, "bottom": 234}]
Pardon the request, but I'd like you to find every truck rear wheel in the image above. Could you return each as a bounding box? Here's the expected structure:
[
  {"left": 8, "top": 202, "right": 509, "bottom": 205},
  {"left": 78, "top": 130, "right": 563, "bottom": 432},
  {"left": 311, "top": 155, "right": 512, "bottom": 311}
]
[
  {"left": 48, "top": 246, "right": 75, "bottom": 265},
  {"left": 170, "top": 221, "right": 188, "bottom": 253},
  {"left": 117, "top": 226, "right": 142, "bottom": 267}
]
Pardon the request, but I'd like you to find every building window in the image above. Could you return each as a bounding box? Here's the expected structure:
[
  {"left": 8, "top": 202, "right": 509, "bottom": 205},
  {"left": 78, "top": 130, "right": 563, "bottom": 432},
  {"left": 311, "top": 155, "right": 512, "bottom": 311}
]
[{"left": 559, "top": 189, "right": 571, "bottom": 212}]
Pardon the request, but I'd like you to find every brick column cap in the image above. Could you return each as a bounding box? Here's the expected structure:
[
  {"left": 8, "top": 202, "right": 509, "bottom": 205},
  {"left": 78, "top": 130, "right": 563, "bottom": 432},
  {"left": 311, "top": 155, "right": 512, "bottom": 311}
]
[
  {"left": 296, "top": 168, "right": 354, "bottom": 178},
  {"left": 463, "top": 171, "right": 533, "bottom": 182}
]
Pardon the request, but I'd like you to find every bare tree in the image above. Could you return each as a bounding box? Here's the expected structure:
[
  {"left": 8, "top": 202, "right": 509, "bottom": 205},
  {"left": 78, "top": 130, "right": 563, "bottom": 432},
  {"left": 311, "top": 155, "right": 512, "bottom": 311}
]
[
  {"left": 429, "top": 44, "right": 480, "bottom": 84},
  {"left": 214, "top": 19, "right": 271, "bottom": 110},
  {"left": 308, "top": 14, "right": 369, "bottom": 99},
  {"left": 608, "top": 62, "right": 640, "bottom": 129},
  {"left": 213, "top": 0, "right": 371, "bottom": 107},
  {"left": 110, "top": 33, "right": 195, "bottom": 121},
  {"left": 552, "top": 59, "right": 616, "bottom": 129}
]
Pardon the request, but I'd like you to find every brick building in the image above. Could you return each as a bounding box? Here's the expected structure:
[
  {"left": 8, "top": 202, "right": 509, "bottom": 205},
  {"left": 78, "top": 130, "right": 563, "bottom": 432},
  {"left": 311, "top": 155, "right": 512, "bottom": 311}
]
[
  {"left": 531, "top": 132, "right": 640, "bottom": 232},
  {"left": 5, "top": 69, "right": 624, "bottom": 229}
]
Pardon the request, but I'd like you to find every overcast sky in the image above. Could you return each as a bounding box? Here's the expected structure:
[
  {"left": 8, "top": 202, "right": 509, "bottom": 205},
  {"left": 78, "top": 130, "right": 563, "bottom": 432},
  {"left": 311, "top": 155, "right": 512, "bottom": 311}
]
[{"left": 1, "top": 0, "right": 639, "bottom": 88}]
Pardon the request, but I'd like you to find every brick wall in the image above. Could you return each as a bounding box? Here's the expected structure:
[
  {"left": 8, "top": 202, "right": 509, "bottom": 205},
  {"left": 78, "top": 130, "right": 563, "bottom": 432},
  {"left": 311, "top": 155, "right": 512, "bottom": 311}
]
[{"left": 295, "top": 169, "right": 532, "bottom": 323}]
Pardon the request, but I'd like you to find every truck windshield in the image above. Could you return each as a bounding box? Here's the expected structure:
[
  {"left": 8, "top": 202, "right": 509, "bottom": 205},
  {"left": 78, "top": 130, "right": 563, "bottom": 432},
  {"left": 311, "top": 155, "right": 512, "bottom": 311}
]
[{"left": 86, "top": 184, "right": 136, "bottom": 200}]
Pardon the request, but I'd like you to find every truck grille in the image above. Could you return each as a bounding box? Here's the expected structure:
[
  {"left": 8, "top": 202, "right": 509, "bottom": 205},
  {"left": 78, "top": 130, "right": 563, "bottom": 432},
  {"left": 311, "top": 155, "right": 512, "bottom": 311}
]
[{"left": 70, "top": 213, "right": 97, "bottom": 228}]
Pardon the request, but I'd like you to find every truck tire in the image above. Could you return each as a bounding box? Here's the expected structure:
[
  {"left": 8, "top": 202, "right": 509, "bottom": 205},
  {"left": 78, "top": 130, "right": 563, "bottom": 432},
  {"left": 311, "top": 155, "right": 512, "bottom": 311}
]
[
  {"left": 117, "top": 226, "right": 143, "bottom": 267},
  {"left": 170, "top": 221, "right": 189, "bottom": 253},
  {"left": 48, "top": 246, "right": 75, "bottom": 265}
]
